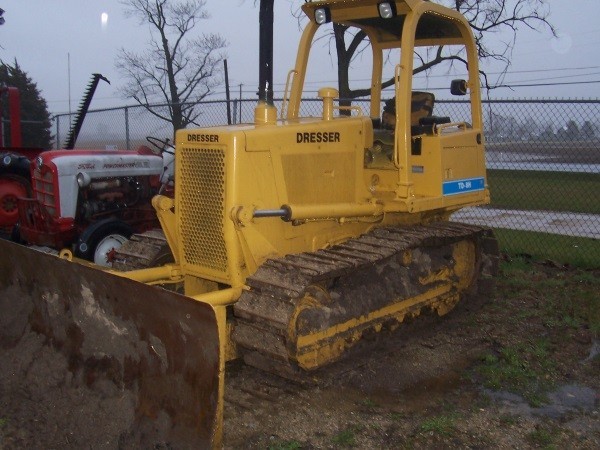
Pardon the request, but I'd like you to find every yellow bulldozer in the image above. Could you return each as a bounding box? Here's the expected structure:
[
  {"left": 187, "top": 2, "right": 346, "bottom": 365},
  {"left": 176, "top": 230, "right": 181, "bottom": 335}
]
[{"left": 0, "top": 1, "right": 498, "bottom": 447}]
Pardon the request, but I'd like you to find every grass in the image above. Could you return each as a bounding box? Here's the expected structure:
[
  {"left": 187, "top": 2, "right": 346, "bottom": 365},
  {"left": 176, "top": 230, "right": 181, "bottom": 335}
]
[
  {"left": 494, "top": 228, "right": 600, "bottom": 269},
  {"left": 498, "top": 414, "right": 519, "bottom": 426},
  {"left": 475, "top": 258, "right": 599, "bottom": 405},
  {"left": 390, "top": 412, "right": 405, "bottom": 421},
  {"left": 268, "top": 441, "right": 302, "bottom": 450},
  {"left": 527, "top": 426, "right": 557, "bottom": 448},
  {"left": 484, "top": 169, "right": 600, "bottom": 268},
  {"left": 361, "top": 397, "right": 377, "bottom": 408},
  {"left": 332, "top": 426, "right": 359, "bottom": 447},
  {"left": 477, "top": 340, "right": 555, "bottom": 407},
  {"left": 498, "top": 257, "right": 599, "bottom": 333},
  {"left": 487, "top": 169, "right": 600, "bottom": 214},
  {"left": 419, "top": 414, "right": 457, "bottom": 436}
]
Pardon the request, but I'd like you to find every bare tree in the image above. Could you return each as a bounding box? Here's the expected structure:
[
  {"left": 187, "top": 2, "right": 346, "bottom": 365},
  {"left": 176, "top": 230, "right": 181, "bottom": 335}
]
[
  {"left": 306, "top": 0, "right": 556, "bottom": 101},
  {"left": 116, "top": 0, "right": 227, "bottom": 137}
]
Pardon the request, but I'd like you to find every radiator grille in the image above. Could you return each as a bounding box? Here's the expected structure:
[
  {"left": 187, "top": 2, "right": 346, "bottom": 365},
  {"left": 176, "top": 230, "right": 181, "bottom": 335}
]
[
  {"left": 33, "top": 169, "right": 57, "bottom": 217},
  {"left": 179, "top": 147, "right": 228, "bottom": 274}
]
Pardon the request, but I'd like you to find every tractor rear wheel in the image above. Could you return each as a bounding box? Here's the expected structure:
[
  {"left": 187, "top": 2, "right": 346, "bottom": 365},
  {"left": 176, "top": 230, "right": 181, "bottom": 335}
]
[{"left": 0, "top": 174, "right": 31, "bottom": 235}]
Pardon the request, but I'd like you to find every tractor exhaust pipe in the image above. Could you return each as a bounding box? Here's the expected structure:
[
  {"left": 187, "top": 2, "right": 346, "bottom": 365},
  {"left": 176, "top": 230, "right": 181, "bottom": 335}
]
[
  {"left": 258, "top": 0, "right": 274, "bottom": 106},
  {"left": 254, "top": 0, "right": 277, "bottom": 125}
]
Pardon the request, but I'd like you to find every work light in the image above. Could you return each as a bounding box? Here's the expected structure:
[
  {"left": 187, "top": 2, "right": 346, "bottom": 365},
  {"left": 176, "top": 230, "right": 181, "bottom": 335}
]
[
  {"left": 378, "top": 2, "right": 397, "bottom": 19},
  {"left": 314, "top": 7, "right": 331, "bottom": 24}
]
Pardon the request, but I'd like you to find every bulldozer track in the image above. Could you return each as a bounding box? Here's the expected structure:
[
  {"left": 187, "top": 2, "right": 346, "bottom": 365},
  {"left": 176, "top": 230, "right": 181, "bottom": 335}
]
[
  {"left": 233, "top": 222, "right": 499, "bottom": 380},
  {"left": 112, "top": 223, "right": 498, "bottom": 384},
  {"left": 112, "top": 229, "right": 170, "bottom": 271}
]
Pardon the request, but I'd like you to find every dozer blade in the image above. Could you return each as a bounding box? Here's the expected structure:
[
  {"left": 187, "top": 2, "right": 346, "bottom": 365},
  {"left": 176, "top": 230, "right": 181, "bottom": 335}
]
[{"left": 0, "top": 239, "right": 221, "bottom": 449}]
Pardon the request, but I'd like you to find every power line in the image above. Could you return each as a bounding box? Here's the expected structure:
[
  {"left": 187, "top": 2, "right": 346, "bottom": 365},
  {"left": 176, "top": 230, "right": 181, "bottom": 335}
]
[
  {"left": 506, "top": 71, "right": 600, "bottom": 85},
  {"left": 228, "top": 65, "right": 600, "bottom": 88},
  {"left": 497, "top": 79, "right": 600, "bottom": 89},
  {"left": 209, "top": 78, "right": 600, "bottom": 97},
  {"left": 46, "top": 63, "right": 600, "bottom": 106},
  {"left": 47, "top": 74, "right": 598, "bottom": 105}
]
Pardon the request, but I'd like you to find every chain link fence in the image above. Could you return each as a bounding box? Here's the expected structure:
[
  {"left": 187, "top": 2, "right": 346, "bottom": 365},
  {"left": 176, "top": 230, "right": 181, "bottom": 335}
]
[{"left": 53, "top": 98, "right": 600, "bottom": 268}]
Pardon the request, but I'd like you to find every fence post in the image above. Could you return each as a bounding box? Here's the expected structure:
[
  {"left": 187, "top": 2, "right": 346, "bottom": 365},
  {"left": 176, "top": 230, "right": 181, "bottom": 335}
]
[
  {"left": 125, "top": 107, "right": 130, "bottom": 150},
  {"left": 56, "top": 115, "right": 61, "bottom": 150}
]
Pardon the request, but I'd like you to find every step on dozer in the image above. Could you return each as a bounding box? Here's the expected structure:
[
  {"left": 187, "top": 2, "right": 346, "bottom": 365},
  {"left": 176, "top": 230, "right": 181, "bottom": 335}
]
[{"left": 0, "top": 238, "right": 223, "bottom": 448}]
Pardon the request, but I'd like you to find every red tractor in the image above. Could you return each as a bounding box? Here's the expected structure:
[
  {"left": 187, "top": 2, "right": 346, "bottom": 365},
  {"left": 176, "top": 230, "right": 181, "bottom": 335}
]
[
  {"left": 0, "top": 86, "right": 44, "bottom": 235},
  {"left": 18, "top": 147, "right": 167, "bottom": 265},
  {"left": 1, "top": 75, "right": 174, "bottom": 266}
]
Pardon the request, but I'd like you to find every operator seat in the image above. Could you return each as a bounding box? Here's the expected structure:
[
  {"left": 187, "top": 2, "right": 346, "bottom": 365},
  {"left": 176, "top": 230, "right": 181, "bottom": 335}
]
[
  {"left": 381, "top": 91, "right": 435, "bottom": 130},
  {"left": 409, "top": 91, "right": 435, "bottom": 127},
  {"left": 368, "top": 91, "right": 441, "bottom": 165}
]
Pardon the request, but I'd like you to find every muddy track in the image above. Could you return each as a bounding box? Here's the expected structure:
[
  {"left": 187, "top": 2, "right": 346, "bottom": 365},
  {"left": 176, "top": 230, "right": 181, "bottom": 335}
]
[
  {"left": 112, "top": 229, "right": 170, "bottom": 271},
  {"left": 233, "top": 222, "right": 498, "bottom": 380}
]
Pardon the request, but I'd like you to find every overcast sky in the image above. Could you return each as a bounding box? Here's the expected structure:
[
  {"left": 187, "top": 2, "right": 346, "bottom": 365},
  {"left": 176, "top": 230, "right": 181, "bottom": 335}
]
[{"left": 1, "top": 0, "right": 599, "bottom": 115}]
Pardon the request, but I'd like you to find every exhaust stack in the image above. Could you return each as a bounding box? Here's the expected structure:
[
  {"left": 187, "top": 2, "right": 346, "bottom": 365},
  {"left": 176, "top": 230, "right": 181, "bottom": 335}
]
[{"left": 254, "top": 0, "right": 277, "bottom": 125}]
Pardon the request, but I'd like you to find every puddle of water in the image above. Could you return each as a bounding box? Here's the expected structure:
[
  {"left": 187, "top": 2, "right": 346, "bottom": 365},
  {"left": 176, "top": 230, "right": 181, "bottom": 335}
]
[
  {"left": 379, "top": 369, "right": 476, "bottom": 412},
  {"left": 584, "top": 339, "right": 599, "bottom": 362},
  {"left": 485, "top": 384, "right": 598, "bottom": 419},
  {"left": 339, "top": 356, "right": 477, "bottom": 412}
]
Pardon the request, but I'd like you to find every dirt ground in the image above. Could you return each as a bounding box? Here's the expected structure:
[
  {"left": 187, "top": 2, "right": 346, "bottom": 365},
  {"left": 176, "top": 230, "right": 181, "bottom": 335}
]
[
  {"left": 1, "top": 259, "right": 599, "bottom": 449},
  {"left": 222, "top": 259, "right": 599, "bottom": 449}
]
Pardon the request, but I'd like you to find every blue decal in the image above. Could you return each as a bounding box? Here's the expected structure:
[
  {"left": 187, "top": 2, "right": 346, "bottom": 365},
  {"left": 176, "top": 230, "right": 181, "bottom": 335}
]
[{"left": 443, "top": 177, "right": 485, "bottom": 196}]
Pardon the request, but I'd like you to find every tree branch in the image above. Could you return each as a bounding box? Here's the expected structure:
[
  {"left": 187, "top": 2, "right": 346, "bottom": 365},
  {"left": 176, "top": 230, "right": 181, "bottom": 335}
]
[{"left": 116, "top": 0, "right": 226, "bottom": 137}]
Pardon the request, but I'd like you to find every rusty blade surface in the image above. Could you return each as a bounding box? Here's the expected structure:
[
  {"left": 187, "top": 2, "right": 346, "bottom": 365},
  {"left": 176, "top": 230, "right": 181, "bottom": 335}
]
[{"left": 0, "top": 239, "right": 220, "bottom": 449}]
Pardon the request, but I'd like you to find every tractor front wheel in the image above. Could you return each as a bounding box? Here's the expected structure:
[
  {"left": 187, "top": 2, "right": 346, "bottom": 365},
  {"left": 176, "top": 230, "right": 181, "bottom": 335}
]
[{"left": 75, "top": 219, "right": 133, "bottom": 267}]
